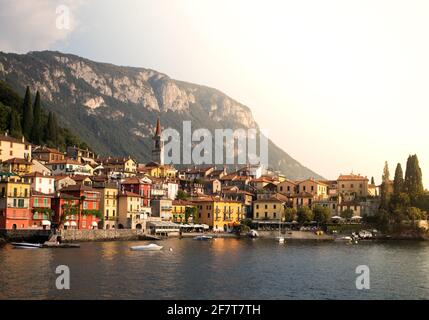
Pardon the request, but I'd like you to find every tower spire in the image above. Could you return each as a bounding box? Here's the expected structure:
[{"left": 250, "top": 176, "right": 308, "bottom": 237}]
[{"left": 155, "top": 117, "right": 161, "bottom": 137}]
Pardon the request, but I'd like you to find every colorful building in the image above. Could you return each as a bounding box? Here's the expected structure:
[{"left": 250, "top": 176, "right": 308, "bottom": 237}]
[
  {"left": 2, "top": 158, "right": 33, "bottom": 175},
  {"left": 118, "top": 191, "right": 147, "bottom": 229},
  {"left": 59, "top": 184, "right": 101, "bottom": 229},
  {"left": 94, "top": 182, "right": 119, "bottom": 229},
  {"left": 30, "top": 191, "right": 53, "bottom": 229},
  {"left": 191, "top": 196, "right": 243, "bottom": 232},
  {"left": 0, "top": 173, "right": 31, "bottom": 229}
]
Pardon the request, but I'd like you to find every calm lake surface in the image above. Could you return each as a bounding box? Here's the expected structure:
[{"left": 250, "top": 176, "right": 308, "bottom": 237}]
[{"left": 1, "top": 238, "right": 429, "bottom": 300}]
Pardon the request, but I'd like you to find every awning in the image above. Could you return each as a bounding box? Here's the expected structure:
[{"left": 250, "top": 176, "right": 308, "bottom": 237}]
[
  {"left": 351, "top": 216, "right": 362, "bottom": 220},
  {"left": 331, "top": 216, "right": 343, "bottom": 220},
  {"left": 42, "top": 220, "right": 51, "bottom": 226},
  {"left": 92, "top": 221, "right": 98, "bottom": 226},
  {"left": 202, "top": 224, "right": 210, "bottom": 230},
  {"left": 193, "top": 224, "right": 203, "bottom": 228},
  {"left": 64, "top": 222, "right": 70, "bottom": 226},
  {"left": 70, "top": 221, "right": 77, "bottom": 227}
]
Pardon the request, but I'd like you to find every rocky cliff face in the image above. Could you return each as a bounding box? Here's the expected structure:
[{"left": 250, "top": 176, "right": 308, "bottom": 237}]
[{"left": 0, "top": 50, "right": 321, "bottom": 179}]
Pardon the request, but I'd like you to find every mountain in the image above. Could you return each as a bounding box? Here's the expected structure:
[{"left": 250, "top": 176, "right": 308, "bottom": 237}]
[{"left": 0, "top": 50, "right": 322, "bottom": 179}]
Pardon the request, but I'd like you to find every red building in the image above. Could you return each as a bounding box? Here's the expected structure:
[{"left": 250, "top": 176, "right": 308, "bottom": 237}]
[
  {"left": 29, "top": 191, "right": 54, "bottom": 229},
  {"left": 57, "top": 184, "right": 101, "bottom": 229},
  {"left": 51, "top": 193, "right": 80, "bottom": 229},
  {"left": 121, "top": 177, "right": 151, "bottom": 207}
]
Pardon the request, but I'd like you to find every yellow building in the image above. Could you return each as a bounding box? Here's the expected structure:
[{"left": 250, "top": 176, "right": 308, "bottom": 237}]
[
  {"left": 337, "top": 174, "right": 369, "bottom": 198},
  {"left": 142, "top": 162, "right": 177, "bottom": 178},
  {"left": 0, "top": 134, "right": 32, "bottom": 162},
  {"left": 297, "top": 179, "right": 328, "bottom": 200},
  {"left": 172, "top": 200, "right": 195, "bottom": 223},
  {"left": 253, "top": 193, "right": 289, "bottom": 220},
  {"left": 191, "top": 196, "right": 244, "bottom": 232},
  {"left": 94, "top": 183, "right": 118, "bottom": 229},
  {"left": 2, "top": 158, "right": 33, "bottom": 175},
  {"left": 101, "top": 157, "right": 137, "bottom": 177},
  {"left": 0, "top": 173, "right": 31, "bottom": 229}
]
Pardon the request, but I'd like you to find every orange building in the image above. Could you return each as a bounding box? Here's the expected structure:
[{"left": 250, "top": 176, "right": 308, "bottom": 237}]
[{"left": 0, "top": 173, "right": 31, "bottom": 229}]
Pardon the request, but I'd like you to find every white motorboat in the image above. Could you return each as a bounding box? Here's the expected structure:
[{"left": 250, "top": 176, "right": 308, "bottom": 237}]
[
  {"left": 11, "top": 242, "right": 42, "bottom": 249},
  {"left": 130, "top": 243, "right": 163, "bottom": 251},
  {"left": 193, "top": 235, "right": 213, "bottom": 240},
  {"left": 278, "top": 237, "right": 285, "bottom": 244},
  {"left": 335, "top": 236, "right": 353, "bottom": 242},
  {"left": 247, "top": 230, "right": 259, "bottom": 238}
]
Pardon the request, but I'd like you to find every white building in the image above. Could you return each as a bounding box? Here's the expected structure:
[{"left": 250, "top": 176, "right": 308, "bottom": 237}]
[
  {"left": 23, "top": 172, "right": 55, "bottom": 194},
  {"left": 46, "top": 159, "right": 92, "bottom": 176}
]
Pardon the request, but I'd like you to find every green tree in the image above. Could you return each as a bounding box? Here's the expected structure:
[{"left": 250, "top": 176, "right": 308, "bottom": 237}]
[
  {"left": 393, "top": 163, "right": 404, "bottom": 196},
  {"left": 313, "top": 205, "right": 331, "bottom": 224},
  {"left": 284, "top": 207, "right": 297, "bottom": 222},
  {"left": 185, "top": 206, "right": 197, "bottom": 224},
  {"left": 8, "top": 110, "right": 22, "bottom": 138},
  {"left": 31, "top": 91, "right": 43, "bottom": 144},
  {"left": 371, "top": 177, "right": 375, "bottom": 185},
  {"left": 176, "top": 190, "right": 189, "bottom": 200},
  {"left": 404, "top": 155, "right": 424, "bottom": 203},
  {"left": 406, "top": 207, "right": 424, "bottom": 222},
  {"left": 21, "top": 86, "right": 33, "bottom": 139},
  {"left": 297, "top": 206, "right": 313, "bottom": 224},
  {"left": 0, "top": 102, "right": 10, "bottom": 132},
  {"left": 340, "top": 208, "right": 354, "bottom": 220},
  {"left": 380, "top": 161, "right": 391, "bottom": 209},
  {"left": 45, "top": 112, "right": 59, "bottom": 146}
]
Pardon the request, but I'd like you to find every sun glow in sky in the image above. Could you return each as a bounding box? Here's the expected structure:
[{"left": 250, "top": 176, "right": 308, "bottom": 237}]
[{"left": 1, "top": 0, "right": 428, "bottom": 186}]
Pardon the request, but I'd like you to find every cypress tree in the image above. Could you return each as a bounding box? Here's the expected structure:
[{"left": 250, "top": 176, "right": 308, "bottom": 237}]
[
  {"left": 404, "top": 154, "right": 424, "bottom": 202},
  {"left": 45, "top": 112, "right": 59, "bottom": 146},
  {"left": 393, "top": 163, "right": 404, "bottom": 196},
  {"left": 380, "top": 161, "right": 390, "bottom": 209},
  {"left": 31, "top": 91, "right": 42, "bottom": 144},
  {"left": 9, "top": 110, "right": 22, "bottom": 138},
  {"left": 371, "top": 177, "right": 375, "bottom": 185},
  {"left": 21, "top": 86, "right": 33, "bottom": 138}
]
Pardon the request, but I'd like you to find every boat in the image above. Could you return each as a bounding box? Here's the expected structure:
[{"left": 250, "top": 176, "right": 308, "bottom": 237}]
[
  {"left": 42, "top": 243, "right": 81, "bottom": 249},
  {"left": 193, "top": 235, "right": 213, "bottom": 241},
  {"left": 335, "top": 236, "right": 353, "bottom": 242},
  {"left": 130, "top": 243, "right": 163, "bottom": 251},
  {"left": 277, "top": 216, "right": 285, "bottom": 244},
  {"left": 247, "top": 230, "right": 259, "bottom": 238},
  {"left": 11, "top": 242, "right": 42, "bottom": 249}
]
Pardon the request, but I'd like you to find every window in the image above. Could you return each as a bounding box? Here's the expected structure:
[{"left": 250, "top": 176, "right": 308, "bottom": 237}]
[
  {"left": 303, "top": 186, "right": 306, "bottom": 191},
  {"left": 311, "top": 186, "right": 314, "bottom": 191},
  {"left": 273, "top": 212, "right": 276, "bottom": 218},
  {"left": 256, "top": 212, "right": 259, "bottom": 218},
  {"left": 265, "top": 205, "right": 268, "bottom": 209},
  {"left": 256, "top": 204, "right": 259, "bottom": 209},
  {"left": 287, "top": 186, "right": 290, "bottom": 192},
  {"left": 208, "top": 212, "right": 210, "bottom": 218},
  {"left": 265, "top": 212, "right": 268, "bottom": 218},
  {"left": 273, "top": 205, "right": 276, "bottom": 209},
  {"left": 34, "top": 198, "right": 39, "bottom": 206},
  {"left": 280, "top": 186, "right": 283, "bottom": 192}
]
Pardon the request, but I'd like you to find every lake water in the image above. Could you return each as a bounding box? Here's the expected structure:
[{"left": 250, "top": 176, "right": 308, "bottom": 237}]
[{"left": 1, "top": 238, "right": 428, "bottom": 299}]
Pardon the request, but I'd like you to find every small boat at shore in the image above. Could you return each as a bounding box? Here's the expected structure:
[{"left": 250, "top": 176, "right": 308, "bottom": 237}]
[
  {"left": 11, "top": 242, "right": 42, "bottom": 249},
  {"left": 130, "top": 243, "right": 163, "bottom": 251},
  {"left": 193, "top": 235, "right": 213, "bottom": 241},
  {"left": 247, "top": 230, "right": 259, "bottom": 238},
  {"left": 42, "top": 243, "right": 80, "bottom": 249}
]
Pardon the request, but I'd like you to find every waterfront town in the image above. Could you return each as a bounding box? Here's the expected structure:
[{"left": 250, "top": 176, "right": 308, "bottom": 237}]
[{"left": 0, "top": 117, "right": 386, "bottom": 238}]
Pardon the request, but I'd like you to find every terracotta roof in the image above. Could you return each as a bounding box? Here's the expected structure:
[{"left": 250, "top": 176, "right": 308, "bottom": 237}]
[
  {"left": 2, "top": 157, "right": 32, "bottom": 165},
  {"left": 118, "top": 191, "right": 141, "bottom": 197},
  {"left": 47, "top": 158, "right": 82, "bottom": 165},
  {"left": 254, "top": 193, "right": 289, "bottom": 203},
  {"left": 60, "top": 184, "right": 99, "bottom": 192},
  {"left": 0, "top": 134, "right": 29, "bottom": 144},
  {"left": 337, "top": 174, "right": 368, "bottom": 181},
  {"left": 172, "top": 200, "right": 195, "bottom": 206},
  {"left": 22, "top": 172, "right": 54, "bottom": 178},
  {"left": 31, "top": 190, "right": 55, "bottom": 197},
  {"left": 33, "top": 146, "right": 63, "bottom": 155}
]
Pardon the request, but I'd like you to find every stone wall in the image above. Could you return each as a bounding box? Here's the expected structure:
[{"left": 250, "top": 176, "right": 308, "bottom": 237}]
[
  {"left": 0, "top": 229, "right": 51, "bottom": 242},
  {"left": 59, "top": 229, "right": 146, "bottom": 242}
]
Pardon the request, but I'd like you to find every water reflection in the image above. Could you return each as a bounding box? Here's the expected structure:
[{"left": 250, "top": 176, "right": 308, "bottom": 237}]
[{"left": 2, "top": 239, "right": 429, "bottom": 299}]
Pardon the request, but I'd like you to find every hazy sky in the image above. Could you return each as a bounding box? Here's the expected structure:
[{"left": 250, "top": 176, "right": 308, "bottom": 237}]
[{"left": 0, "top": 0, "right": 428, "bottom": 186}]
